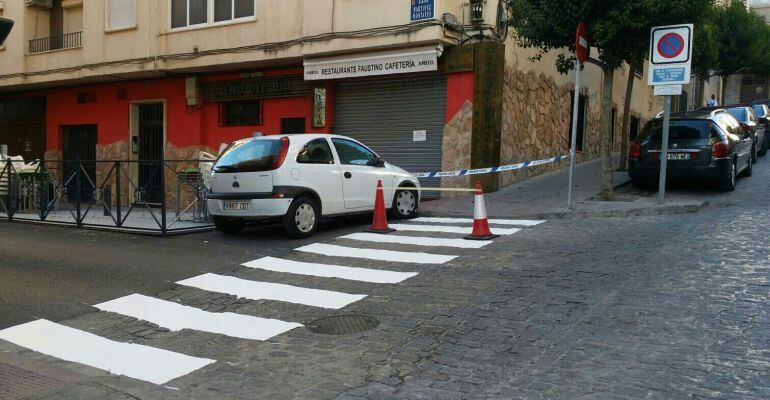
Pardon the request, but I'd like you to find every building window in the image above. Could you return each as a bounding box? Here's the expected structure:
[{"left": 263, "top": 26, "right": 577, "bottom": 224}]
[
  {"left": 171, "top": 0, "right": 255, "bottom": 29},
  {"left": 219, "top": 100, "right": 262, "bottom": 126},
  {"left": 568, "top": 91, "right": 587, "bottom": 152},
  {"left": 107, "top": 0, "right": 136, "bottom": 31}
]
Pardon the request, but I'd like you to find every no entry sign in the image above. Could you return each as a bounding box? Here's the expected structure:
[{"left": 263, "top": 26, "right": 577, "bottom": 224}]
[
  {"left": 575, "top": 22, "right": 589, "bottom": 64},
  {"left": 648, "top": 24, "right": 693, "bottom": 86}
]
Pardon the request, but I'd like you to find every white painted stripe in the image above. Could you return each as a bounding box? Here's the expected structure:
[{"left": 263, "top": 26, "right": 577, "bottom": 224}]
[
  {"left": 177, "top": 273, "right": 366, "bottom": 310},
  {"left": 295, "top": 243, "right": 456, "bottom": 264},
  {"left": 340, "top": 232, "right": 490, "bottom": 249},
  {"left": 389, "top": 224, "right": 521, "bottom": 235},
  {"left": 95, "top": 294, "right": 302, "bottom": 341},
  {"left": 243, "top": 257, "right": 417, "bottom": 284},
  {"left": 0, "top": 319, "right": 214, "bottom": 385},
  {"left": 413, "top": 217, "right": 545, "bottom": 226}
]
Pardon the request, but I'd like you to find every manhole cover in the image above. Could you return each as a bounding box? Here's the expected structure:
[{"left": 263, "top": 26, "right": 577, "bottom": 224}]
[
  {"left": 0, "top": 362, "right": 66, "bottom": 400},
  {"left": 306, "top": 314, "right": 380, "bottom": 335}
]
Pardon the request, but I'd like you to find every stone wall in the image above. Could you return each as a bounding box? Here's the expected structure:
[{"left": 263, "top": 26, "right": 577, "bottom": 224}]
[
  {"left": 440, "top": 101, "right": 473, "bottom": 197},
  {"left": 495, "top": 67, "right": 651, "bottom": 190},
  {"left": 498, "top": 68, "right": 602, "bottom": 187}
]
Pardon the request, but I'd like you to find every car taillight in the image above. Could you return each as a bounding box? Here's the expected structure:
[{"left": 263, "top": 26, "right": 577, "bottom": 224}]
[
  {"left": 740, "top": 123, "right": 752, "bottom": 134},
  {"left": 712, "top": 140, "right": 729, "bottom": 158},
  {"left": 272, "top": 137, "right": 290, "bottom": 169},
  {"left": 629, "top": 142, "right": 641, "bottom": 159}
]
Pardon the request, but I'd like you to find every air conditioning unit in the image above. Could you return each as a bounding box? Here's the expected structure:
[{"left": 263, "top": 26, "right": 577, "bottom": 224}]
[{"left": 25, "top": 0, "right": 52, "bottom": 9}]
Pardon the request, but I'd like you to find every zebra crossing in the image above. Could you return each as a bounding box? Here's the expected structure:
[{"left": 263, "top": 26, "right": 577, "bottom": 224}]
[{"left": 0, "top": 217, "right": 544, "bottom": 386}]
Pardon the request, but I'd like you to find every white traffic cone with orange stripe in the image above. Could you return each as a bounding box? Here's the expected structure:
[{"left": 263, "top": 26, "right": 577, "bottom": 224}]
[{"left": 464, "top": 181, "right": 499, "bottom": 241}]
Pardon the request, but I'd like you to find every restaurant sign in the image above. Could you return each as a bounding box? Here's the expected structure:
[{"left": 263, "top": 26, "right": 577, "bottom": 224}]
[
  {"left": 304, "top": 46, "right": 442, "bottom": 81},
  {"left": 202, "top": 75, "right": 310, "bottom": 102}
]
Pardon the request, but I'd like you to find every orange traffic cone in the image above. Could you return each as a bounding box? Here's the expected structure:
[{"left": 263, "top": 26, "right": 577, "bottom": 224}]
[
  {"left": 366, "top": 180, "right": 396, "bottom": 234},
  {"left": 464, "top": 181, "right": 499, "bottom": 241}
]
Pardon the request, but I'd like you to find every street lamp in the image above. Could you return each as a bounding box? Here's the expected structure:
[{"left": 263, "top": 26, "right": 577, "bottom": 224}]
[{"left": 0, "top": 17, "right": 13, "bottom": 46}]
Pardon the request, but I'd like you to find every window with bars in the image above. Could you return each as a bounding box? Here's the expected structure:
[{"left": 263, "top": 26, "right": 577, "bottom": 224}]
[
  {"left": 171, "top": 0, "right": 255, "bottom": 29},
  {"left": 219, "top": 100, "right": 262, "bottom": 126}
]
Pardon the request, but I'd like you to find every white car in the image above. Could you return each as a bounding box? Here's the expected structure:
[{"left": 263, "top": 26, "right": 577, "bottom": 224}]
[{"left": 207, "top": 134, "right": 421, "bottom": 238}]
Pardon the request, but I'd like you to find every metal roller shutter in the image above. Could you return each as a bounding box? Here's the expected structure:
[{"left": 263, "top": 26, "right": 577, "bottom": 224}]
[{"left": 334, "top": 75, "right": 446, "bottom": 197}]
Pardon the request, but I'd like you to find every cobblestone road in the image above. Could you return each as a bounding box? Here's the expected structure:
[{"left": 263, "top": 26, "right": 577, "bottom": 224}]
[{"left": 1, "top": 165, "right": 769, "bottom": 399}]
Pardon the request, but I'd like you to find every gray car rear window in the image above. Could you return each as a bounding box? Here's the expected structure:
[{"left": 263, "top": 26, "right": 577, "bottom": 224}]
[{"left": 639, "top": 119, "right": 711, "bottom": 140}]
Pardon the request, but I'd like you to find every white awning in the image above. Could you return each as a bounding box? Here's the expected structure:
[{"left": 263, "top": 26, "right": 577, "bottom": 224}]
[{"left": 304, "top": 44, "right": 443, "bottom": 81}]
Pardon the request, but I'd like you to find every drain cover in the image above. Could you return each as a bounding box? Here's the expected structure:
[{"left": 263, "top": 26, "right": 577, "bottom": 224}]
[{"left": 306, "top": 314, "right": 380, "bottom": 335}]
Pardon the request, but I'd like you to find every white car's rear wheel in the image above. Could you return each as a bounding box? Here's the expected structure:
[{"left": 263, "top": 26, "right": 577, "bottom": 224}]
[
  {"left": 283, "top": 197, "right": 319, "bottom": 238},
  {"left": 390, "top": 189, "right": 418, "bottom": 220}
]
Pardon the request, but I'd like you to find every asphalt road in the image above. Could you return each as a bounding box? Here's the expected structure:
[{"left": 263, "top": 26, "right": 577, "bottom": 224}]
[{"left": 0, "top": 214, "right": 373, "bottom": 329}]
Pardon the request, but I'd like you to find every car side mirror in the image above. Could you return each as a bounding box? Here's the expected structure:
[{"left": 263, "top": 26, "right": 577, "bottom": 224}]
[{"left": 371, "top": 156, "right": 386, "bottom": 167}]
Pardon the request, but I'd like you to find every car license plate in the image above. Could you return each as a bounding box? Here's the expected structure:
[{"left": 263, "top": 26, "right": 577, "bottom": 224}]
[
  {"left": 667, "top": 153, "right": 690, "bottom": 160},
  {"left": 223, "top": 201, "right": 250, "bottom": 211}
]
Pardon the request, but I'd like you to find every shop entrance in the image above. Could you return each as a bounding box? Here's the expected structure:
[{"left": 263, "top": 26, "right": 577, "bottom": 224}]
[
  {"left": 130, "top": 102, "right": 165, "bottom": 205},
  {"left": 334, "top": 76, "right": 447, "bottom": 197},
  {"left": 62, "top": 125, "right": 97, "bottom": 202},
  {"left": 0, "top": 97, "right": 47, "bottom": 160}
]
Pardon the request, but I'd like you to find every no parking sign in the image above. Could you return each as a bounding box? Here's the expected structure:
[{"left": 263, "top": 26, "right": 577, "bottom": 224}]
[{"left": 648, "top": 24, "right": 693, "bottom": 86}]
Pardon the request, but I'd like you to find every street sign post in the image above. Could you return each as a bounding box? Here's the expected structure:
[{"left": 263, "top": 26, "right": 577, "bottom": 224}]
[
  {"left": 568, "top": 22, "right": 589, "bottom": 209},
  {"left": 648, "top": 24, "right": 693, "bottom": 204}
]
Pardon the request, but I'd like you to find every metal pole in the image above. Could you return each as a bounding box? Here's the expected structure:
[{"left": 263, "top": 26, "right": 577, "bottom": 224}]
[
  {"left": 115, "top": 161, "right": 122, "bottom": 227},
  {"left": 160, "top": 161, "right": 167, "bottom": 236},
  {"left": 567, "top": 59, "right": 581, "bottom": 209},
  {"left": 658, "top": 95, "right": 672, "bottom": 204}
]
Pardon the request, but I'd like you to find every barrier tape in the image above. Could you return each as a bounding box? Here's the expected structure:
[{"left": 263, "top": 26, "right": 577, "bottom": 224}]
[{"left": 413, "top": 155, "right": 570, "bottom": 178}]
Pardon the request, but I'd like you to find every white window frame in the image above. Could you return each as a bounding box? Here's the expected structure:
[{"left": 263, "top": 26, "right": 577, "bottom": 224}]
[
  {"left": 105, "top": 0, "right": 137, "bottom": 32},
  {"left": 169, "top": 0, "right": 257, "bottom": 32}
]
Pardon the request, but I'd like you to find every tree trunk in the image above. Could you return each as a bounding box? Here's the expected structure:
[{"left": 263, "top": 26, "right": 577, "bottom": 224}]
[
  {"left": 599, "top": 67, "right": 615, "bottom": 200},
  {"left": 619, "top": 63, "right": 635, "bottom": 172}
]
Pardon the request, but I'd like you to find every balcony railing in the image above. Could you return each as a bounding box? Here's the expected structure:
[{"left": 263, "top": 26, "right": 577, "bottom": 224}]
[{"left": 28, "top": 31, "right": 82, "bottom": 54}]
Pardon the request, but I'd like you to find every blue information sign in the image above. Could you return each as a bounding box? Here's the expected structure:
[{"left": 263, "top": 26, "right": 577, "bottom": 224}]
[
  {"left": 411, "top": 0, "right": 434, "bottom": 21},
  {"left": 652, "top": 68, "right": 686, "bottom": 84}
]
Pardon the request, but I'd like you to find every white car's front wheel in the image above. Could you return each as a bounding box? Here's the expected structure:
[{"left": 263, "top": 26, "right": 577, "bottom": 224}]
[
  {"left": 283, "top": 196, "right": 319, "bottom": 238},
  {"left": 391, "top": 188, "right": 418, "bottom": 220}
]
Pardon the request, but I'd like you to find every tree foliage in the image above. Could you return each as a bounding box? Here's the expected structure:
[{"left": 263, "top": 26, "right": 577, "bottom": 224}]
[
  {"left": 507, "top": 0, "right": 714, "bottom": 73},
  {"left": 705, "top": 1, "right": 770, "bottom": 78}
]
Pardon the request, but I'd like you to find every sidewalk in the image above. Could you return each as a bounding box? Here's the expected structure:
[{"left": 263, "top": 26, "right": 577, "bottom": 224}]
[{"left": 421, "top": 156, "right": 709, "bottom": 219}]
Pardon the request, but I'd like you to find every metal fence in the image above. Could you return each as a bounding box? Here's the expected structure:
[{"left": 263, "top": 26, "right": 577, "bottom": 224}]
[
  {"left": 0, "top": 159, "right": 215, "bottom": 236},
  {"left": 28, "top": 31, "right": 83, "bottom": 54}
]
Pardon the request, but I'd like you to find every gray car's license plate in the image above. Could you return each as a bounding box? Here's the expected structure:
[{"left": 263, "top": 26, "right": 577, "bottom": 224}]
[
  {"left": 667, "top": 153, "right": 690, "bottom": 160},
  {"left": 223, "top": 201, "right": 250, "bottom": 211}
]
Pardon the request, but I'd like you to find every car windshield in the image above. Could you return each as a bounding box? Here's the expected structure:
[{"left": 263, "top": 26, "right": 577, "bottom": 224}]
[
  {"left": 214, "top": 139, "right": 281, "bottom": 172},
  {"left": 639, "top": 119, "right": 711, "bottom": 140},
  {"left": 726, "top": 108, "right": 749, "bottom": 122},
  {"left": 752, "top": 105, "right": 766, "bottom": 118}
]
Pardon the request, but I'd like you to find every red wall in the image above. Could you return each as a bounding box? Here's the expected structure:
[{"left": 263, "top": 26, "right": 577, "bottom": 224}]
[
  {"left": 45, "top": 69, "right": 472, "bottom": 153},
  {"left": 445, "top": 72, "right": 474, "bottom": 122},
  {"left": 46, "top": 69, "right": 330, "bottom": 152}
]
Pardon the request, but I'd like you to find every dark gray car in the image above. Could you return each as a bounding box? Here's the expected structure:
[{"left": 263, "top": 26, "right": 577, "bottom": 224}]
[
  {"left": 700, "top": 105, "right": 766, "bottom": 159},
  {"left": 629, "top": 110, "right": 753, "bottom": 191}
]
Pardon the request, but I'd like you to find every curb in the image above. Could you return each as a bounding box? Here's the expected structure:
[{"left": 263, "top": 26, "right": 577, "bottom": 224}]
[{"left": 422, "top": 199, "right": 710, "bottom": 220}]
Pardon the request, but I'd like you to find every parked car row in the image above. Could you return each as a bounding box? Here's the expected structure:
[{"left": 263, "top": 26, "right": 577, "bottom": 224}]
[{"left": 629, "top": 103, "right": 770, "bottom": 191}]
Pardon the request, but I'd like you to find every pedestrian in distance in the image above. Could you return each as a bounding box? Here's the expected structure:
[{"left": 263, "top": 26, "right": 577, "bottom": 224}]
[{"left": 707, "top": 94, "right": 719, "bottom": 107}]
